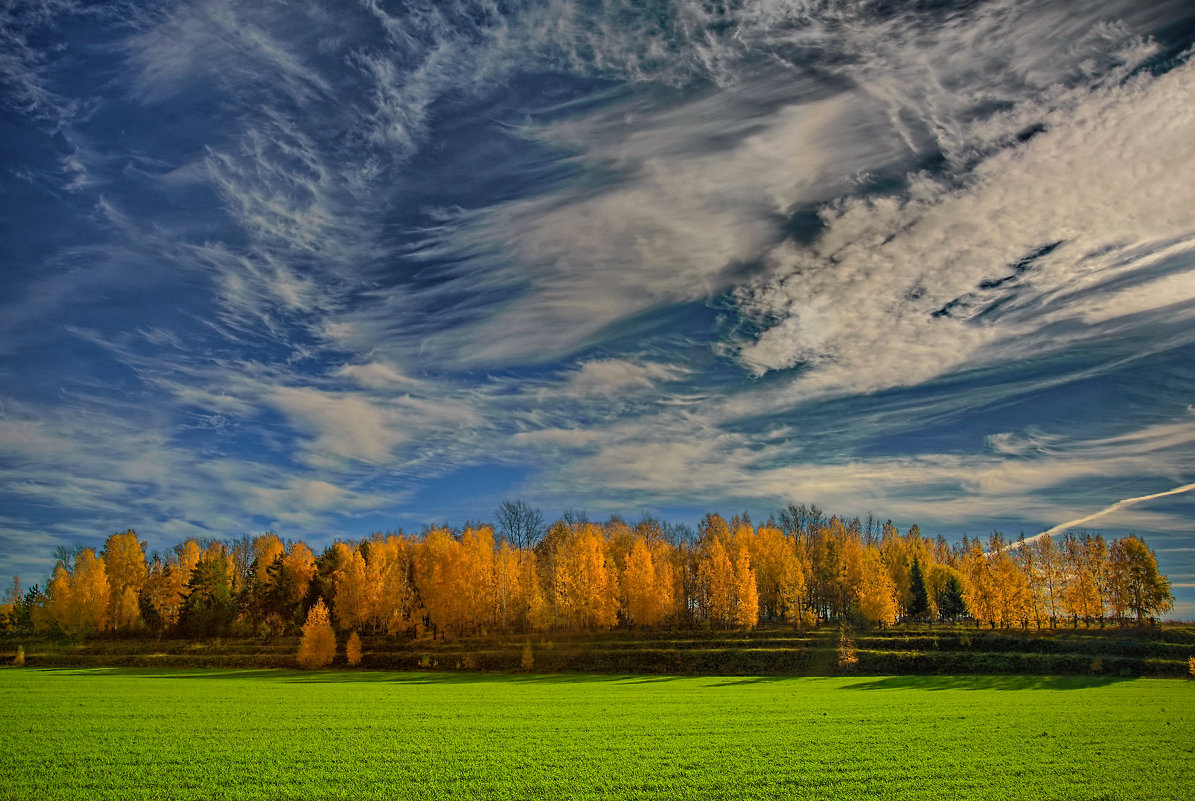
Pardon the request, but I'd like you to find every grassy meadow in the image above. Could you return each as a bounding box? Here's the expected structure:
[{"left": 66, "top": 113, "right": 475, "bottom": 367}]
[{"left": 3, "top": 667, "right": 1192, "bottom": 800}]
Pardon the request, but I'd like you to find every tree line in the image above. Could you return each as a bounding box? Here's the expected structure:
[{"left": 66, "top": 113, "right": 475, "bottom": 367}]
[{"left": 0, "top": 502, "right": 1175, "bottom": 641}]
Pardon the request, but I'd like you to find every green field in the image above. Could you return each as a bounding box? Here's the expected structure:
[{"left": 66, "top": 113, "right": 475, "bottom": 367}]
[{"left": 2, "top": 668, "right": 1192, "bottom": 800}]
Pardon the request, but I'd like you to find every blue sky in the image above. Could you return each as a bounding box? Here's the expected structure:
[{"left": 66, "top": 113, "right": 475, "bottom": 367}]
[{"left": 2, "top": 0, "right": 1195, "bottom": 616}]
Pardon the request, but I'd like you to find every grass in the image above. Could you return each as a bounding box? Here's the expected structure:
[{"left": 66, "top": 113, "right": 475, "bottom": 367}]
[{"left": 3, "top": 668, "right": 1193, "bottom": 800}]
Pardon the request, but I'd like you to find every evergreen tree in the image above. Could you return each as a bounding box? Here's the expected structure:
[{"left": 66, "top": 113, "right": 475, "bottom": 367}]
[
  {"left": 907, "top": 557, "right": 929, "bottom": 622},
  {"left": 178, "top": 551, "right": 236, "bottom": 637},
  {"left": 937, "top": 573, "right": 968, "bottom": 622}
]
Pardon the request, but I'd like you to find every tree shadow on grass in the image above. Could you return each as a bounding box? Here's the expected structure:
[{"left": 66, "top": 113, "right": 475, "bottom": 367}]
[
  {"left": 283, "top": 671, "right": 689, "bottom": 686},
  {"left": 26, "top": 666, "right": 702, "bottom": 686},
  {"left": 708, "top": 676, "right": 791, "bottom": 687},
  {"left": 839, "top": 675, "right": 1135, "bottom": 691},
  {"left": 25, "top": 667, "right": 1141, "bottom": 691}
]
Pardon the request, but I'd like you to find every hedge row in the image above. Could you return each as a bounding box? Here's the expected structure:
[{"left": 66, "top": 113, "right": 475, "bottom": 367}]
[{"left": 4, "top": 625, "right": 1191, "bottom": 677}]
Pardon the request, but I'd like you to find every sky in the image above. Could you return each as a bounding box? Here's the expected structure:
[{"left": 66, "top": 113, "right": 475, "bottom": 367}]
[{"left": 2, "top": 0, "right": 1195, "bottom": 617}]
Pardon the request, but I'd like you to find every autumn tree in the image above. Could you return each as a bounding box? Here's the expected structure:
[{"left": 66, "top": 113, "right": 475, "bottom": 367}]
[
  {"left": 962, "top": 539, "right": 998, "bottom": 627},
  {"left": 414, "top": 527, "right": 471, "bottom": 636},
  {"left": 1062, "top": 533, "right": 1106, "bottom": 626},
  {"left": 101, "top": 530, "right": 147, "bottom": 632},
  {"left": 297, "top": 598, "right": 336, "bottom": 668},
  {"left": 1017, "top": 534, "right": 1046, "bottom": 629},
  {"left": 493, "top": 540, "right": 540, "bottom": 632},
  {"left": 364, "top": 534, "right": 416, "bottom": 635},
  {"left": 45, "top": 548, "right": 109, "bottom": 636},
  {"left": 696, "top": 536, "right": 735, "bottom": 627},
  {"left": 460, "top": 526, "right": 496, "bottom": 632},
  {"left": 843, "top": 537, "right": 897, "bottom": 627},
  {"left": 553, "top": 525, "right": 618, "bottom": 630},
  {"left": 244, "top": 533, "right": 285, "bottom": 624},
  {"left": 265, "top": 541, "right": 316, "bottom": 628},
  {"left": 1108, "top": 536, "right": 1173, "bottom": 623},
  {"left": 1033, "top": 533, "right": 1064, "bottom": 627},
  {"left": 139, "top": 539, "right": 203, "bottom": 632},
  {"left": 731, "top": 545, "right": 759, "bottom": 629},
  {"left": 880, "top": 524, "right": 912, "bottom": 619},
  {"left": 622, "top": 538, "right": 662, "bottom": 628},
  {"left": 331, "top": 542, "right": 372, "bottom": 632}
]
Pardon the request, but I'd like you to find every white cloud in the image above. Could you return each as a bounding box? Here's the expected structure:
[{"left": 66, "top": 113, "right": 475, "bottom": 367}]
[
  {"left": 268, "top": 386, "right": 406, "bottom": 466},
  {"left": 412, "top": 75, "right": 911, "bottom": 366},
  {"left": 128, "top": 0, "right": 333, "bottom": 104},
  {"left": 554, "top": 359, "right": 688, "bottom": 400},
  {"left": 732, "top": 54, "right": 1195, "bottom": 401},
  {"left": 336, "top": 361, "right": 427, "bottom": 392}
]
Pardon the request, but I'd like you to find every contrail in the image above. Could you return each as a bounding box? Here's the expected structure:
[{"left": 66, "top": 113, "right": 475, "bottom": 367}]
[{"left": 1000, "top": 481, "right": 1195, "bottom": 552}]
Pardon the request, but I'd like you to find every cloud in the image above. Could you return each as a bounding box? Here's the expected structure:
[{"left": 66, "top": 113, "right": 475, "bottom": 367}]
[
  {"left": 554, "top": 359, "right": 688, "bottom": 400},
  {"left": 409, "top": 75, "right": 911, "bottom": 366},
  {"left": 336, "top": 361, "right": 427, "bottom": 392},
  {"left": 128, "top": 0, "right": 333, "bottom": 104},
  {"left": 732, "top": 53, "right": 1195, "bottom": 402},
  {"left": 269, "top": 387, "right": 406, "bottom": 466}
]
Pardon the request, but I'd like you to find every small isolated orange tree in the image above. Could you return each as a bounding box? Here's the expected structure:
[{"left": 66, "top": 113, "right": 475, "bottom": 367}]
[
  {"left": 345, "top": 631, "right": 363, "bottom": 667},
  {"left": 297, "top": 599, "right": 336, "bottom": 669}
]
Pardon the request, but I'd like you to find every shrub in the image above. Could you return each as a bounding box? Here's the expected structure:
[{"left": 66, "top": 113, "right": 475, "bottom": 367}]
[
  {"left": 837, "top": 628, "right": 858, "bottom": 672},
  {"left": 13, "top": 645, "right": 25, "bottom": 666},
  {"left": 521, "top": 642, "right": 534, "bottom": 672},
  {"left": 1188, "top": 656, "right": 1194, "bottom": 678},
  {"left": 345, "top": 631, "right": 363, "bottom": 667}
]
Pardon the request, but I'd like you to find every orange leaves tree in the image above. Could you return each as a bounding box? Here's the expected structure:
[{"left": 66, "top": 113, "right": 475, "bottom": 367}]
[
  {"left": 553, "top": 525, "right": 618, "bottom": 630},
  {"left": 44, "top": 548, "right": 109, "bottom": 636},
  {"left": 414, "top": 527, "right": 472, "bottom": 636},
  {"left": 1108, "top": 535, "right": 1173, "bottom": 623},
  {"left": 101, "top": 530, "right": 147, "bottom": 632},
  {"left": 297, "top": 598, "right": 336, "bottom": 668},
  {"left": 19, "top": 509, "right": 1177, "bottom": 642},
  {"left": 622, "top": 539, "right": 662, "bottom": 628}
]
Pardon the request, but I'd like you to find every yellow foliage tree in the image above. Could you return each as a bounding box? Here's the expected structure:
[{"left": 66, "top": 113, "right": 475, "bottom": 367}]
[
  {"left": 844, "top": 539, "right": 897, "bottom": 627},
  {"left": 45, "top": 549, "right": 110, "bottom": 636},
  {"left": 140, "top": 539, "right": 204, "bottom": 629},
  {"left": 297, "top": 598, "right": 336, "bottom": 669},
  {"left": 365, "top": 534, "right": 415, "bottom": 635},
  {"left": 697, "top": 536, "right": 735, "bottom": 628},
  {"left": 280, "top": 542, "right": 316, "bottom": 610},
  {"left": 101, "top": 530, "right": 147, "bottom": 631},
  {"left": 554, "top": 526, "right": 617, "bottom": 630},
  {"left": 331, "top": 543, "right": 372, "bottom": 632},
  {"left": 1108, "top": 535, "right": 1173, "bottom": 623},
  {"left": 731, "top": 546, "right": 759, "bottom": 629},
  {"left": 622, "top": 539, "right": 660, "bottom": 628},
  {"left": 460, "top": 526, "right": 496, "bottom": 631},
  {"left": 414, "top": 528, "right": 471, "bottom": 635}
]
